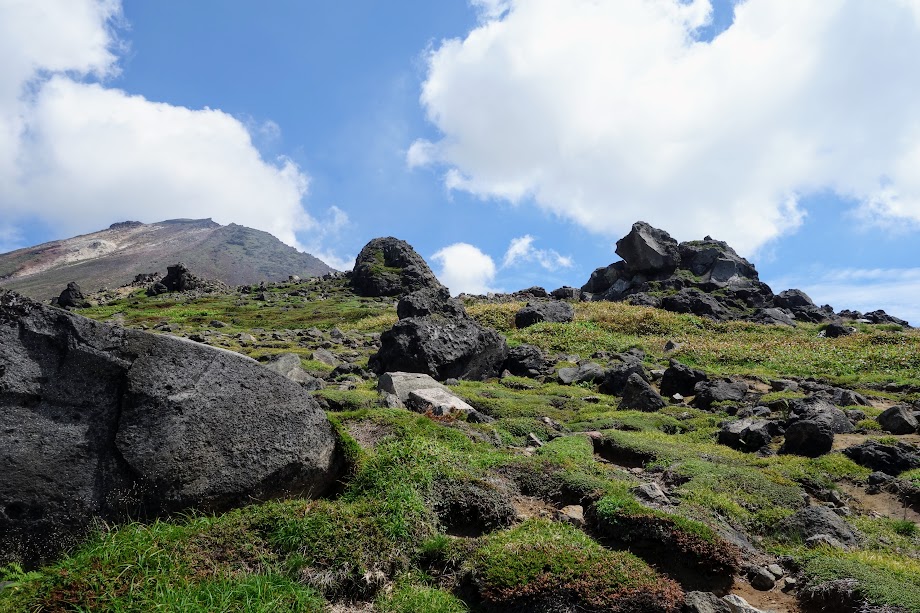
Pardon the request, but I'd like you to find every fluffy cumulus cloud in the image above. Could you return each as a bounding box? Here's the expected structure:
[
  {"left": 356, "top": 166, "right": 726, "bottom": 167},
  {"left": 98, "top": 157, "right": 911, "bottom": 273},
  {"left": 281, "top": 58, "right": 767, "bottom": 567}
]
[
  {"left": 0, "top": 0, "right": 326, "bottom": 254},
  {"left": 502, "top": 234, "right": 572, "bottom": 270},
  {"left": 432, "top": 234, "right": 571, "bottom": 294},
  {"left": 431, "top": 243, "right": 498, "bottom": 295},
  {"left": 411, "top": 0, "right": 920, "bottom": 255}
]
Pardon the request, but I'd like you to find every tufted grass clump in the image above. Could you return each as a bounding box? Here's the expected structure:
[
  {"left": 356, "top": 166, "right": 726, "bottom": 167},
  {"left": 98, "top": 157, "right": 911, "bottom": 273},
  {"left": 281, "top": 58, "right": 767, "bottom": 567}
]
[
  {"left": 468, "top": 519, "right": 684, "bottom": 613},
  {"left": 798, "top": 549, "right": 920, "bottom": 611},
  {"left": 589, "top": 491, "right": 742, "bottom": 581}
]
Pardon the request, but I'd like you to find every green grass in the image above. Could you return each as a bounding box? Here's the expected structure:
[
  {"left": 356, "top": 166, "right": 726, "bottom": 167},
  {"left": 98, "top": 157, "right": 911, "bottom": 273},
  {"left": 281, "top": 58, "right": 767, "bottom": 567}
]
[
  {"left": 468, "top": 519, "right": 683, "bottom": 612},
  {"left": 800, "top": 549, "right": 920, "bottom": 611}
]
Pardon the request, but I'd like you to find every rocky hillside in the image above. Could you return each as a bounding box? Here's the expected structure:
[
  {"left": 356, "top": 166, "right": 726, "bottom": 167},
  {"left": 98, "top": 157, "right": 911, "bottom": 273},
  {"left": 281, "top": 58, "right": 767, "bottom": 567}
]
[
  {"left": 2, "top": 233, "right": 920, "bottom": 613},
  {"left": 0, "top": 218, "right": 334, "bottom": 300}
]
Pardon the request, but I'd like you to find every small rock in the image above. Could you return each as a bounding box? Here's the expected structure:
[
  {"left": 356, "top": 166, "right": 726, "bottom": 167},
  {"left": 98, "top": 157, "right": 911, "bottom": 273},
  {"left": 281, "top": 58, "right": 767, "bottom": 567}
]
[
  {"left": 527, "top": 433, "right": 545, "bottom": 447},
  {"left": 619, "top": 373, "right": 666, "bottom": 412},
  {"left": 722, "top": 594, "right": 766, "bottom": 613},
  {"left": 805, "top": 534, "right": 846, "bottom": 549},
  {"left": 767, "top": 563, "right": 784, "bottom": 579},
  {"left": 632, "top": 482, "right": 669, "bottom": 504},
  {"left": 749, "top": 567, "right": 776, "bottom": 591},
  {"left": 877, "top": 405, "right": 919, "bottom": 435},
  {"left": 556, "top": 505, "right": 585, "bottom": 527}
]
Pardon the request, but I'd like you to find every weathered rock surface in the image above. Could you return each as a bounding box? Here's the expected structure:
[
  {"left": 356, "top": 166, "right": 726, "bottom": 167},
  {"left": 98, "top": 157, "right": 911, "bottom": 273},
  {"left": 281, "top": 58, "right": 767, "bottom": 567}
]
[
  {"left": 264, "top": 353, "right": 326, "bottom": 390},
  {"left": 377, "top": 371, "right": 448, "bottom": 405},
  {"left": 659, "top": 359, "right": 708, "bottom": 397},
  {"left": 776, "top": 506, "right": 858, "bottom": 549},
  {"left": 406, "top": 387, "right": 490, "bottom": 422},
  {"left": 351, "top": 237, "right": 443, "bottom": 297},
  {"left": 370, "top": 288, "right": 508, "bottom": 381},
  {"left": 55, "top": 281, "right": 89, "bottom": 309},
  {"left": 619, "top": 373, "right": 666, "bottom": 411},
  {"left": 514, "top": 300, "right": 575, "bottom": 328},
  {"left": 877, "top": 405, "right": 919, "bottom": 435},
  {"left": 581, "top": 221, "right": 910, "bottom": 326},
  {"left": 0, "top": 290, "right": 341, "bottom": 567},
  {"left": 843, "top": 440, "right": 920, "bottom": 475},
  {"left": 780, "top": 419, "right": 835, "bottom": 457},
  {"left": 503, "top": 344, "right": 551, "bottom": 378},
  {"left": 718, "top": 418, "right": 777, "bottom": 452},
  {"left": 693, "top": 379, "right": 749, "bottom": 410}
]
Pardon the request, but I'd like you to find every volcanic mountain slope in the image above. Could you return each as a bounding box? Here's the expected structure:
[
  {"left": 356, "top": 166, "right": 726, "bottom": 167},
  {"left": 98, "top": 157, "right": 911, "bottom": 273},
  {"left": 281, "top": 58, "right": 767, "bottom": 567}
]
[{"left": 0, "top": 218, "right": 335, "bottom": 300}]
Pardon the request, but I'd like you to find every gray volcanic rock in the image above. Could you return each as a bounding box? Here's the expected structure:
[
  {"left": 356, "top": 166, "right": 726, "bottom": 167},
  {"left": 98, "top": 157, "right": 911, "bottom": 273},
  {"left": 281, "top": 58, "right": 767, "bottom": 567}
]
[
  {"left": 514, "top": 300, "right": 575, "bottom": 328},
  {"left": 0, "top": 290, "right": 341, "bottom": 567},
  {"left": 843, "top": 440, "right": 920, "bottom": 475},
  {"left": 615, "top": 221, "right": 680, "bottom": 273},
  {"left": 661, "top": 288, "right": 729, "bottom": 319},
  {"left": 618, "top": 373, "right": 666, "bottom": 411},
  {"left": 351, "top": 237, "right": 443, "bottom": 297},
  {"left": 693, "top": 379, "right": 748, "bottom": 410},
  {"left": 877, "top": 405, "right": 919, "bottom": 435},
  {"left": 659, "top": 359, "right": 708, "bottom": 397},
  {"left": 503, "top": 344, "right": 551, "bottom": 378},
  {"left": 776, "top": 506, "right": 858, "bottom": 548},
  {"left": 55, "top": 281, "right": 88, "bottom": 309},
  {"left": 780, "top": 419, "right": 835, "bottom": 457},
  {"left": 370, "top": 288, "right": 508, "bottom": 381}
]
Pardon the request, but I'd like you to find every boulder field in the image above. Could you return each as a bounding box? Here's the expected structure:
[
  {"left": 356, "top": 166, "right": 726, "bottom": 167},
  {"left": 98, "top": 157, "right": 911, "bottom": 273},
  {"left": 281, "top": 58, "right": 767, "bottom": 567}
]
[{"left": 0, "top": 290, "right": 343, "bottom": 567}]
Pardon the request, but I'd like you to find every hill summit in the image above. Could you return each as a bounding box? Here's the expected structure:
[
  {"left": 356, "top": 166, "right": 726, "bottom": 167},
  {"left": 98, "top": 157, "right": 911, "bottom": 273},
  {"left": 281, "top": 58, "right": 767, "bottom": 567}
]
[{"left": 0, "top": 219, "right": 334, "bottom": 300}]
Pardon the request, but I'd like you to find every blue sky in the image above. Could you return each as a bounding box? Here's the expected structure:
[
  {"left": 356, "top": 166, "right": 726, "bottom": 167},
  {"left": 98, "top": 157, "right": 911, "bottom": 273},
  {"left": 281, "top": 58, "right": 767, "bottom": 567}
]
[{"left": 2, "top": 0, "right": 920, "bottom": 324}]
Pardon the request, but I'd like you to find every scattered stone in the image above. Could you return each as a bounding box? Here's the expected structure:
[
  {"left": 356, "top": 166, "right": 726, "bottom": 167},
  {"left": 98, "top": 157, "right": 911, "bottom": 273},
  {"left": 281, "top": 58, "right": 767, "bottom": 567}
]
[
  {"left": 377, "top": 372, "right": 448, "bottom": 406},
  {"left": 351, "top": 237, "right": 443, "bottom": 297},
  {"left": 558, "top": 362, "right": 605, "bottom": 385},
  {"left": 406, "top": 387, "right": 490, "bottom": 422},
  {"left": 843, "top": 440, "right": 920, "bottom": 475},
  {"left": 780, "top": 419, "right": 835, "bottom": 457},
  {"left": 805, "top": 534, "right": 846, "bottom": 549},
  {"left": 721, "top": 594, "right": 766, "bottom": 613},
  {"left": 693, "top": 379, "right": 749, "bottom": 410},
  {"left": 777, "top": 506, "right": 858, "bottom": 549},
  {"left": 823, "top": 323, "right": 854, "bottom": 338},
  {"left": 514, "top": 300, "right": 575, "bottom": 328},
  {"left": 749, "top": 567, "right": 776, "bottom": 591},
  {"left": 718, "top": 418, "right": 776, "bottom": 452},
  {"left": 370, "top": 287, "right": 508, "bottom": 381},
  {"left": 632, "top": 482, "right": 670, "bottom": 504},
  {"left": 56, "top": 281, "right": 89, "bottom": 309},
  {"left": 598, "top": 359, "right": 648, "bottom": 396},
  {"left": 312, "top": 348, "right": 340, "bottom": 366},
  {"left": 684, "top": 591, "right": 733, "bottom": 613},
  {"left": 619, "top": 373, "right": 666, "bottom": 412},
  {"left": 767, "top": 563, "right": 784, "bottom": 579},
  {"left": 264, "top": 353, "right": 326, "bottom": 390},
  {"left": 550, "top": 286, "right": 581, "bottom": 300},
  {"left": 527, "top": 433, "right": 544, "bottom": 447},
  {"left": 659, "top": 359, "right": 708, "bottom": 397},
  {"left": 877, "top": 405, "right": 919, "bottom": 434},
  {"left": 556, "top": 505, "right": 585, "bottom": 528},
  {"left": 503, "top": 344, "right": 551, "bottom": 378}
]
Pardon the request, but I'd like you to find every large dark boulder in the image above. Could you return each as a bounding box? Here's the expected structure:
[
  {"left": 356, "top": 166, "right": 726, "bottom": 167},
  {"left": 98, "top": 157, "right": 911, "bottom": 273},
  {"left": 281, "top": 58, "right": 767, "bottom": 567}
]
[
  {"left": 514, "top": 300, "right": 575, "bottom": 328},
  {"left": 581, "top": 261, "right": 628, "bottom": 295},
  {"left": 351, "top": 237, "right": 442, "bottom": 297},
  {"left": 370, "top": 289, "right": 508, "bottom": 381},
  {"left": 774, "top": 289, "right": 816, "bottom": 309},
  {"left": 776, "top": 506, "right": 858, "bottom": 549},
  {"left": 598, "top": 359, "right": 648, "bottom": 396},
  {"left": 692, "top": 379, "right": 748, "bottom": 410},
  {"left": 780, "top": 419, "right": 835, "bottom": 457},
  {"left": 56, "top": 281, "right": 89, "bottom": 309},
  {"left": 503, "top": 344, "right": 552, "bottom": 378},
  {"left": 618, "top": 373, "right": 666, "bottom": 412},
  {"left": 877, "top": 405, "right": 919, "bottom": 435},
  {"left": 864, "top": 309, "right": 910, "bottom": 327},
  {"left": 661, "top": 289, "right": 729, "bottom": 320},
  {"left": 659, "top": 359, "right": 708, "bottom": 397},
  {"left": 843, "top": 440, "right": 920, "bottom": 475},
  {"left": 615, "top": 221, "right": 680, "bottom": 273},
  {"left": 718, "top": 418, "right": 777, "bottom": 452},
  {"left": 0, "top": 290, "right": 341, "bottom": 567},
  {"left": 791, "top": 398, "right": 854, "bottom": 434},
  {"left": 677, "top": 238, "right": 758, "bottom": 286}
]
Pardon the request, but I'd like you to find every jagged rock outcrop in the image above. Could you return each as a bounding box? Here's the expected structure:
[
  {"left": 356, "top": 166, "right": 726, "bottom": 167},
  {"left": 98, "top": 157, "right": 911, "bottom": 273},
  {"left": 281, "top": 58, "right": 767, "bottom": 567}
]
[
  {"left": 0, "top": 290, "right": 342, "bottom": 567},
  {"left": 581, "top": 221, "right": 910, "bottom": 327},
  {"left": 146, "top": 263, "right": 227, "bottom": 296},
  {"left": 369, "top": 287, "right": 508, "bottom": 380},
  {"left": 351, "top": 237, "right": 443, "bottom": 297}
]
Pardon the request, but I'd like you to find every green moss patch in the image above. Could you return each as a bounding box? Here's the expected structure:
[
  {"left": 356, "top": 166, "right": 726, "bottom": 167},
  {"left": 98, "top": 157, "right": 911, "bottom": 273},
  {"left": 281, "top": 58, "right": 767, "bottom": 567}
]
[{"left": 468, "top": 519, "right": 684, "bottom": 613}]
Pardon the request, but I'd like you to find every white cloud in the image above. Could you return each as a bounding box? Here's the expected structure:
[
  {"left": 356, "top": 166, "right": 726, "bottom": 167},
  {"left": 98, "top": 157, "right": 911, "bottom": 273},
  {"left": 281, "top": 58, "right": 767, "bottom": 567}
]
[
  {"left": 431, "top": 243, "right": 497, "bottom": 295},
  {"left": 502, "top": 235, "right": 573, "bottom": 270},
  {"left": 0, "top": 223, "right": 24, "bottom": 254},
  {"left": 768, "top": 268, "right": 920, "bottom": 326},
  {"left": 302, "top": 206, "right": 355, "bottom": 271},
  {"left": 0, "top": 0, "right": 333, "bottom": 257},
  {"left": 413, "top": 0, "right": 920, "bottom": 255}
]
